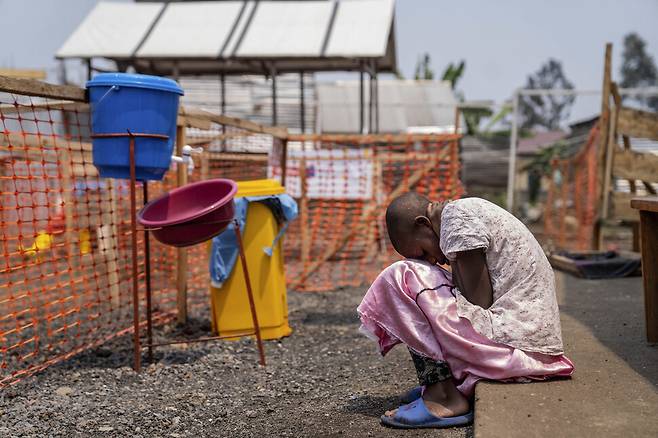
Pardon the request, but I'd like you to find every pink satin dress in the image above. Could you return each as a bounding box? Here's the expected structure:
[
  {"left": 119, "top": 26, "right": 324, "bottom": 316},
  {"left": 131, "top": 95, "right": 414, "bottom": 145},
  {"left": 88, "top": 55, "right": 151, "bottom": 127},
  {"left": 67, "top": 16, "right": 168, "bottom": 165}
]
[{"left": 357, "top": 260, "right": 574, "bottom": 397}]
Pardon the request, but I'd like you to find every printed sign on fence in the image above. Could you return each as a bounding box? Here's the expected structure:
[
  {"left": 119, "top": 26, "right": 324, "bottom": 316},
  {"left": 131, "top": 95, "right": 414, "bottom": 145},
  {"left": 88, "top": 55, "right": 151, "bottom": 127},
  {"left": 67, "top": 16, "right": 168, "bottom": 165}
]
[{"left": 269, "top": 149, "right": 374, "bottom": 200}]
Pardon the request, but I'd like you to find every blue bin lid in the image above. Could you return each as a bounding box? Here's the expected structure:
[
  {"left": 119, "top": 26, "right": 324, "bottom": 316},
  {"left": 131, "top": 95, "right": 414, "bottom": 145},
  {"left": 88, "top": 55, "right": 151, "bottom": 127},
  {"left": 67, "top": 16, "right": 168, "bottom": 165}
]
[{"left": 86, "top": 73, "right": 184, "bottom": 95}]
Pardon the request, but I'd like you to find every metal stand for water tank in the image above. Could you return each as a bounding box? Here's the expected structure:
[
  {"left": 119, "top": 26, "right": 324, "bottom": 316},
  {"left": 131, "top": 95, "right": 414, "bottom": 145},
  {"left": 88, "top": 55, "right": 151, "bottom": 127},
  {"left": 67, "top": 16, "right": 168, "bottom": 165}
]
[{"left": 91, "top": 130, "right": 266, "bottom": 372}]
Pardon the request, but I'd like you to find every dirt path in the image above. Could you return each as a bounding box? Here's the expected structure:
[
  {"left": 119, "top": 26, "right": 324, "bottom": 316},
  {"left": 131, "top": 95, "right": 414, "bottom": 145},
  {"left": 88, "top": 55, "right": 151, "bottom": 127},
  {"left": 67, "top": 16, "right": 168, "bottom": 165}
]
[{"left": 1, "top": 287, "right": 471, "bottom": 437}]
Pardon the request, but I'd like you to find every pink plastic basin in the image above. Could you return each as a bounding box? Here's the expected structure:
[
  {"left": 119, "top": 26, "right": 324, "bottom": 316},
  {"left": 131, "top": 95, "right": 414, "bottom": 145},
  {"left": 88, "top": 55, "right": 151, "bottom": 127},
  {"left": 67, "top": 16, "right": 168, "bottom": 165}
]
[{"left": 137, "top": 178, "right": 237, "bottom": 247}]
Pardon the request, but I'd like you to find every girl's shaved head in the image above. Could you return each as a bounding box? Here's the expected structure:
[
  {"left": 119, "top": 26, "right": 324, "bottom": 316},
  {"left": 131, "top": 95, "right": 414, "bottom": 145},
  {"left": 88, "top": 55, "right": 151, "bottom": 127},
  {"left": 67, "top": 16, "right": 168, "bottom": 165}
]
[{"left": 386, "top": 192, "right": 430, "bottom": 252}]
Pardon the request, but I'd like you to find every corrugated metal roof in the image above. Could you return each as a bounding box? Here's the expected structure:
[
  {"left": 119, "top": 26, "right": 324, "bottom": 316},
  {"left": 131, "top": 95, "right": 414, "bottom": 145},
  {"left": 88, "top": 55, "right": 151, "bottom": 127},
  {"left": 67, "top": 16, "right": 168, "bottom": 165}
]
[
  {"left": 56, "top": 0, "right": 397, "bottom": 74},
  {"left": 316, "top": 80, "right": 461, "bottom": 133},
  {"left": 517, "top": 131, "right": 567, "bottom": 155}
]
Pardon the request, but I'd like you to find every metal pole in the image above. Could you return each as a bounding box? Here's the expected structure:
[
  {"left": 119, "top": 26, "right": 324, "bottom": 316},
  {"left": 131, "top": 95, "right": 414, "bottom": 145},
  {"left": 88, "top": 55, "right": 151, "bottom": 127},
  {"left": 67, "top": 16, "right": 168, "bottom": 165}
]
[
  {"left": 143, "top": 182, "right": 153, "bottom": 364},
  {"left": 86, "top": 59, "right": 92, "bottom": 81},
  {"left": 368, "top": 69, "right": 373, "bottom": 134},
  {"left": 372, "top": 61, "right": 379, "bottom": 134},
  {"left": 281, "top": 139, "right": 288, "bottom": 187},
  {"left": 234, "top": 220, "right": 266, "bottom": 366},
  {"left": 506, "top": 90, "right": 520, "bottom": 212},
  {"left": 220, "top": 73, "right": 226, "bottom": 151},
  {"left": 299, "top": 71, "right": 306, "bottom": 134},
  {"left": 129, "top": 134, "right": 141, "bottom": 372},
  {"left": 271, "top": 66, "right": 277, "bottom": 126},
  {"left": 220, "top": 73, "right": 226, "bottom": 114},
  {"left": 359, "top": 64, "right": 365, "bottom": 134}
]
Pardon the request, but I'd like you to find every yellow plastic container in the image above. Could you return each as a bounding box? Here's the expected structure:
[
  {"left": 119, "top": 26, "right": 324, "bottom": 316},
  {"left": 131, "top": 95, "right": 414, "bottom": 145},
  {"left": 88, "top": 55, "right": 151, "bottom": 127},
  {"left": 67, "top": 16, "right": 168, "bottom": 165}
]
[{"left": 210, "top": 179, "right": 292, "bottom": 340}]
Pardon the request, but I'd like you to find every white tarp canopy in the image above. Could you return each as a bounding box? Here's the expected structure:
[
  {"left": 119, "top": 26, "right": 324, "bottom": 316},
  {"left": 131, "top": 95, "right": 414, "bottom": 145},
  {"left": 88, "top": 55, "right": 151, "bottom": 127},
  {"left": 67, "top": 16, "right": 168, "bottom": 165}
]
[
  {"left": 316, "top": 80, "right": 463, "bottom": 134},
  {"left": 56, "top": 0, "right": 398, "bottom": 75}
]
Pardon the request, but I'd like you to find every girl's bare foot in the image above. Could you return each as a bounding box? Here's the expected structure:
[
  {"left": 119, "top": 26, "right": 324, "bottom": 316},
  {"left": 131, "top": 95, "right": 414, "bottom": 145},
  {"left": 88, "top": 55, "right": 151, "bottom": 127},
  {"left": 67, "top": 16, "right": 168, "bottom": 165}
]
[{"left": 384, "top": 379, "right": 469, "bottom": 418}]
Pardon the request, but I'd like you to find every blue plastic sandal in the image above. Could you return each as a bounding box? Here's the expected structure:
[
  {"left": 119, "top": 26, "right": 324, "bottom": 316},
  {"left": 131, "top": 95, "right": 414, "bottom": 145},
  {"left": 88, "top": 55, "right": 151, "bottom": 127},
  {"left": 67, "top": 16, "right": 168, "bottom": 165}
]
[
  {"left": 400, "top": 386, "right": 423, "bottom": 404},
  {"left": 380, "top": 398, "right": 473, "bottom": 429}
]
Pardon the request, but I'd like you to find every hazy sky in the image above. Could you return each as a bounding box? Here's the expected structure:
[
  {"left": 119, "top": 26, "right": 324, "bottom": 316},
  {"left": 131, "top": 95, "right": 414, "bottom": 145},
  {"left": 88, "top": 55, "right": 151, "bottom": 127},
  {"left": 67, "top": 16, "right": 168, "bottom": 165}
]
[{"left": 2, "top": 0, "right": 657, "bottom": 118}]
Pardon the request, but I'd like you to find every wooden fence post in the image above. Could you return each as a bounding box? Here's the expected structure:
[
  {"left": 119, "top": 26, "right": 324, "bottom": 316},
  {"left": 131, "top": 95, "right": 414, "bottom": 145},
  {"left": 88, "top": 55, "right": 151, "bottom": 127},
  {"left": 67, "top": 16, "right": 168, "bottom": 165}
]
[
  {"left": 594, "top": 43, "right": 612, "bottom": 250},
  {"left": 299, "top": 156, "right": 310, "bottom": 288},
  {"left": 176, "top": 125, "right": 188, "bottom": 324}
]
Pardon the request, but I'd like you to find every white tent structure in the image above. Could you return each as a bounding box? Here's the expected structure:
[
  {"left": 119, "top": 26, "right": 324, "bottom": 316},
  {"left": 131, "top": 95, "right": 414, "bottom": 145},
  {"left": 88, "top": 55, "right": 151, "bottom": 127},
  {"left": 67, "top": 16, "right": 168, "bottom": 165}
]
[
  {"left": 317, "top": 80, "right": 463, "bottom": 134},
  {"left": 57, "top": 0, "right": 397, "bottom": 75},
  {"left": 57, "top": 0, "right": 397, "bottom": 130}
]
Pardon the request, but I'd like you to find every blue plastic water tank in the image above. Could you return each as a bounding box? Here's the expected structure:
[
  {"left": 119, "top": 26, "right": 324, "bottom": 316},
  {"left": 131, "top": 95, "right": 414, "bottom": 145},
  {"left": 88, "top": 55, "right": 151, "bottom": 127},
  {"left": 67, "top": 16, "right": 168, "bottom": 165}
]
[{"left": 87, "top": 73, "right": 184, "bottom": 181}]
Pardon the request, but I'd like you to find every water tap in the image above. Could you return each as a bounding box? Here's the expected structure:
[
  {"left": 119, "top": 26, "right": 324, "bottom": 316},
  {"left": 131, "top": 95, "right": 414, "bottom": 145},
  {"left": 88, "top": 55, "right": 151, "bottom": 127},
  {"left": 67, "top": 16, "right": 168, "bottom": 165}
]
[{"left": 171, "top": 145, "right": 203, "bottom": 174}]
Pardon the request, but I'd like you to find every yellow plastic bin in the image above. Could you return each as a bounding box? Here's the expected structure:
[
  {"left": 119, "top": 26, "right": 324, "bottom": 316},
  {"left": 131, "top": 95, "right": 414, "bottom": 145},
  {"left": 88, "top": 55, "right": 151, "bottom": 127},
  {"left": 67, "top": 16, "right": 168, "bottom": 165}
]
[{"left": 210, "top": 179, "right": 292, "bottom": 340}]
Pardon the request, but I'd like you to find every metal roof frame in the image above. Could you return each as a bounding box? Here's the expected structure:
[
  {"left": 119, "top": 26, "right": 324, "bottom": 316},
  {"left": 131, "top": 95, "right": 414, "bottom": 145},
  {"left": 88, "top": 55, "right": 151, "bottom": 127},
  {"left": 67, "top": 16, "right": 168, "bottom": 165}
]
[{"left": 56, "top": 0, "right": 398, "bottom": 76}]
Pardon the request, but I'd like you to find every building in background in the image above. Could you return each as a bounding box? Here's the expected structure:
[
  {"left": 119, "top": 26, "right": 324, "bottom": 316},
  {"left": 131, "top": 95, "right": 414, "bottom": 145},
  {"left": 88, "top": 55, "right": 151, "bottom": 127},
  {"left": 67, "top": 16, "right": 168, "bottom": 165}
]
[{"left": 316, "top": 79, "right": 461, "bottom": 134}]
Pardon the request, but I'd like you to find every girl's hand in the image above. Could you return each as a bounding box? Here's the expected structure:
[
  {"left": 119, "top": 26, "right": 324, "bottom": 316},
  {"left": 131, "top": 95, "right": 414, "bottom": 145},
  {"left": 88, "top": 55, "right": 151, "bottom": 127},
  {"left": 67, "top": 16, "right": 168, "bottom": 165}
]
[{"left": 427, "top": 202, "right": 444, "bottom": 238}]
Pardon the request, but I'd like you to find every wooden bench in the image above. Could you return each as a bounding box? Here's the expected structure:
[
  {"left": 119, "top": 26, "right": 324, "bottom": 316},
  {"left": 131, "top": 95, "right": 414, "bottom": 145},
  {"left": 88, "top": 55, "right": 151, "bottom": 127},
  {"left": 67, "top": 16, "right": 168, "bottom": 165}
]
[{"left": 631, "top": 196, "right": 658, "bottom": 343}]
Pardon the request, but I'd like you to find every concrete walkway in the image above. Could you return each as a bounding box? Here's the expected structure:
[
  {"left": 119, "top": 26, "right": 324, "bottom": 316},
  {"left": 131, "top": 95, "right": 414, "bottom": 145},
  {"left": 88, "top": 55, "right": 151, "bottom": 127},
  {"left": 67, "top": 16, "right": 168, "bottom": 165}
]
[{"left": 475, "top": 272, "right": 658, "bottom": 437}]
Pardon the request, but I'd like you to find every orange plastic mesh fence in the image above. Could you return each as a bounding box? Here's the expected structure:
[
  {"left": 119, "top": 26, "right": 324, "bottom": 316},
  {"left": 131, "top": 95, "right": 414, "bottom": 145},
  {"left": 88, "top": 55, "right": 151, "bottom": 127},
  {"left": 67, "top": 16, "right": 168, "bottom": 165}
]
[
  {"left": 543, "top": 122, "right": 600, "bottom": 251},
  {"left": 192, "top": 133, "right": 463, "bottom": 292},
  {"left": 0, "top": 92, "right": 192, "bottom": 387},
  {"left": 1, "top": 90, "right": 463, "bottom": 386},
  {"left": 268, "top": 135, "right": 461, "bottom": 291}
]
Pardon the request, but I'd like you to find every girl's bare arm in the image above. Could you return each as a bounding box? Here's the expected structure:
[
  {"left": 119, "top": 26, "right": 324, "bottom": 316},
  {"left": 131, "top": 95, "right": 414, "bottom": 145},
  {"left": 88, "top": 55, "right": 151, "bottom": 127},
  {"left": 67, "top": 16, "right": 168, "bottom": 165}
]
[{"left": 452, "top": 249, "right": 494, "bottom": 309}]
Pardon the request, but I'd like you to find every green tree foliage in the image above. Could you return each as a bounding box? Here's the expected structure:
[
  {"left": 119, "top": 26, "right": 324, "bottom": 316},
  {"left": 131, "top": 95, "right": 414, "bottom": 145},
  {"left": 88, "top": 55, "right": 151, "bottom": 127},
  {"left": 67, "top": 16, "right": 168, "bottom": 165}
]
[
  {"left": 414, "top": 53, "right": 434, "bottom": 80},
  {"left": 441, "top": 61, "right": 465, "bottom": 90},
  {"left": 520, "top": 59, "right": 575, "bottom": 130},
  {"left": 620, "top": 33, "right": 658, "bottom": 111},
  {"left": 462, "top": 107, "right": 492, "bottom": 135}
]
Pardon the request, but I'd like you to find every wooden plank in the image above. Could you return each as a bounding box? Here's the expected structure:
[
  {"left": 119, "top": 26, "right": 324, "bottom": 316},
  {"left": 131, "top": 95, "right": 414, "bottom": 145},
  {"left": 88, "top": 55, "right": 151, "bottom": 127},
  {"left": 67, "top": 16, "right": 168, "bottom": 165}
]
[
  {"left": 548, "top": 253, "right": 584, "bottom": 278},
  {"left": 613, "top": 149, "right": 658, "bottom": 183},
  {"left": 601, "top": 104, "right": 618, "bottom": 219},
  {"left": 632, "top": 222, "right": 640, "bottom": 252},
  {"left": 638, "top": 209, "right": 658, "bottom": 342},
  {"left": 612, "top": 192, "right": 639, "bottom": 222},
  {"left": 0, "top": 69, "right": 47, "bottom": 80},
  {"left": 281, "top": 139, "right": 288, "bottom": 188},
  {"left": 594, "top": 43, "right": 613, "bottom": 250},
  {"left": 549, "top": 250, "right": 641, "bottom": 277},
  {"left": 178, "top": 106, "right": 288, "bottom": 139},
  {"left": 176, "top": 125, "right": 188, "bottom": 325},
  {"left": 207, "top": 152, "right": 268, "bottom": 162},
  {"left": 200, "top": 151, "right": 209, "bottom": 180},
  {"left": 286, "top": 133, "right": 462, "bottom": 144},
  {"left": 176, "top": 115, "right": 212, "bottom": 131},
  {"left": 186, "top": 131, "right": 261, "bottom": 144},
  {"left": 0, "top": 101, "right": 89, "bottom": 114},
  {"left": 617, "top": 107, "right": 658, "bottom": 141},
  {"left": 0, "top": 75, "right": 86, "bottom": 102},
  {"left": 643, "top": 181, "right": 657, "bottom": 195},
  {"left": 611, "top": 82, "right": 637, "bottom": 193},
  {"left": 631, "top": 196, "right": 658, "bottom": 213}
]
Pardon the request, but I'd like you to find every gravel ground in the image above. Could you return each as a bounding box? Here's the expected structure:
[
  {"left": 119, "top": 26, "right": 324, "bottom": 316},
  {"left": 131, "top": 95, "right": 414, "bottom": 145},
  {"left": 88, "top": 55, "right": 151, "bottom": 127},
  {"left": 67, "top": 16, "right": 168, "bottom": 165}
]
[{"left": 0, "top": 287, "right": 472, "bottom": 438}]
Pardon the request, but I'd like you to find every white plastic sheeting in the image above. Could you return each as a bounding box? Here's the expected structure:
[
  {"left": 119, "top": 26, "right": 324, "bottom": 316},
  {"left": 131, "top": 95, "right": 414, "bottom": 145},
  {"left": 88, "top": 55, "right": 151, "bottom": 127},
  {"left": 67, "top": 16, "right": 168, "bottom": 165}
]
[
  {"left": 137, "top": 1, "right": 244, "bottom": 57},
  {"left": 316, "top": 80, "right": 462, "bottom": 134},
  {"left": 324, "top": 0, "right": 395, "bottom": 57},
  {"left": 237, "top": 1, "right": 334, "bottom": 57},
  {"left": 56, "top": 2, "right": 164, "bottom": 58},
  {"left": 56, "top": 0, "right": 397, "bottom": 73}
]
